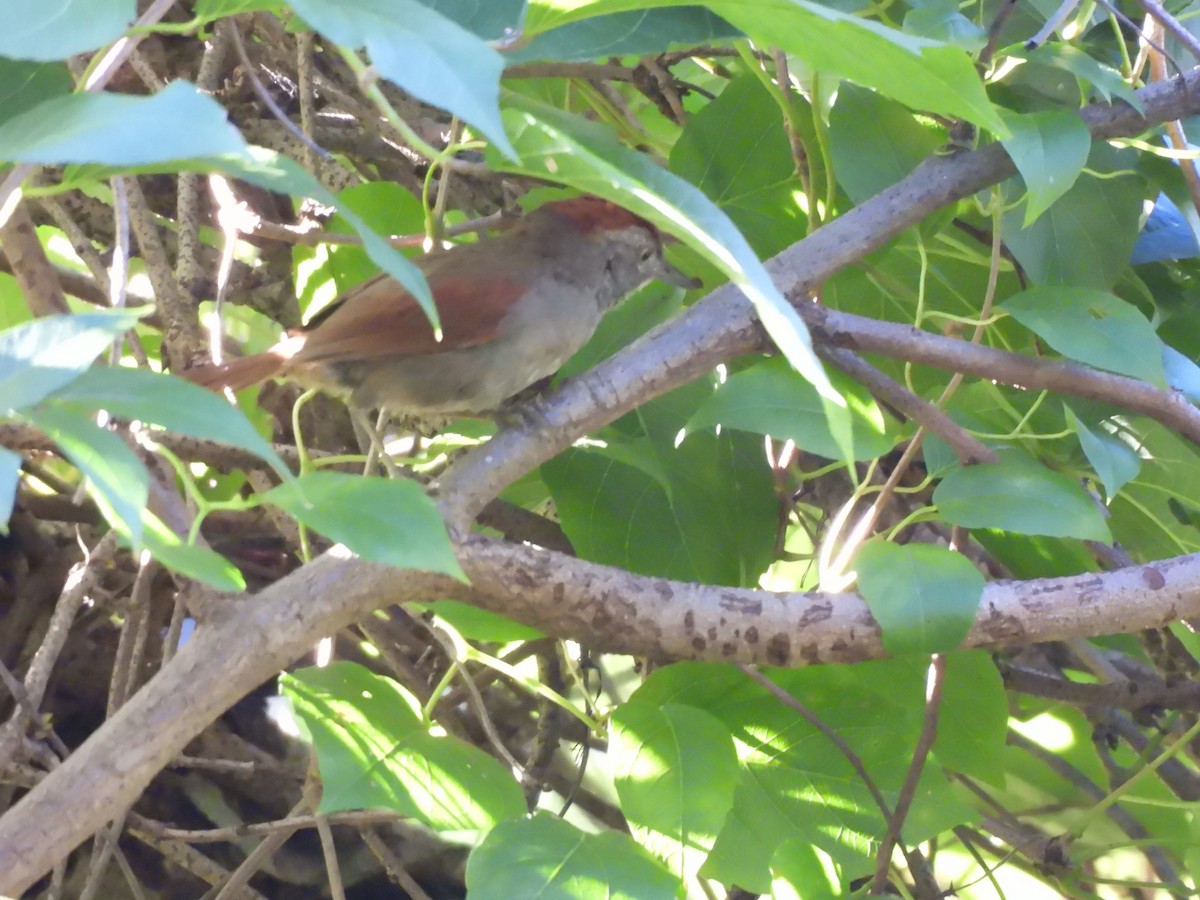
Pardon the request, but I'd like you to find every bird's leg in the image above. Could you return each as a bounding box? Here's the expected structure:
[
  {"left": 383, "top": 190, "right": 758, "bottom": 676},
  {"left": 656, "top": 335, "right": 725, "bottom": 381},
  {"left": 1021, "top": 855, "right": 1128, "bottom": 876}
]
[{"left": 352, "top": 406, "right": 400, "bottom": 478}]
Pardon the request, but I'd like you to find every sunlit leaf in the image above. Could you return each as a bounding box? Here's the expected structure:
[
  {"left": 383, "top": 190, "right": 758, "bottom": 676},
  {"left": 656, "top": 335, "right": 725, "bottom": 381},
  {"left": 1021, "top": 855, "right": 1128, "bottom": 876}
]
[
  {"left": 0, "top": 82, "right": 246, "bottom": 165},
  {"left": 282, "top": 663, "right": 525, "bottom": 829},
  {"left": 467, "top": 813, "right": 679, "bottom": 899},
  {"left": 0, "top": 309, "right": 145, "bottom": 413},
  {"left": 49, "top": 367, "right": 292, "bottom": 479},
  {"left": 934, "top": 452, "right": 1111, "bottom": 542},
  {"left": 1001, "top": 110, "right": 1091, "bottom": 226},
  {"left": 288, "top": 0, "right": 516, "bottom": 158},
  {"left": 1000, "top": 286, "right": 1163, "bottom": 385},
  {"left": 26, "top": 403, "right": 148, "bottom": 546},
  {"left": 264, "top": 472, "right": 464, "bottom": 578},
  {"left": 854, "top": 542, "right": 982, "bottom": 655},
  {"left": 0, "top": 0, "right": 133, "bottom": 61}
]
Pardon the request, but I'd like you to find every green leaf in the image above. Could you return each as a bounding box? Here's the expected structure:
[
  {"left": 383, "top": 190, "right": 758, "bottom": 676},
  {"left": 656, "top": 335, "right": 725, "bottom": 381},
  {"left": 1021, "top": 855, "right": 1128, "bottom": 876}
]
[
  {"left": 769, "top": 841, "right": 841, "bottom": 898},
  {"left": 902, "top": 5, "right": 986, "bottom": 49},
  {"left": 525, "top": 0, "right": 1006, "bottom": 136},
  {"left": 686, "top": 357, "right": 896, "bottom": 462},
  {"left": 282, "top": 663, "right": 525, "bottom": 829},
  {"left": 48, "top": 367, "right": 292, "bottom": 479},
  {"left": 934, "top": 452, "right": 1112, "bottom": 542},
  {"left": 1001, "top": 143, "right": 1144, "bottom": 290},
  {"left": 1108, "top": 419, "right": 1200, "bottom": 561},
  {"left": 931, "top": 651, "right": 1008, "bottom": 787},
  {"left": 305, "top": 182, "right": 428, "bottom": 306},
  {"left": 829, "top": 85, "right": 944, "bottom": 204},
  {"left": 0, "top": 0, "right": 133, "bottom": 61},
  {"left": 287, "top": 0, "right": 515, "bottom": 159},
  {"left": 627, "top": 663, "right": 970, "bottom": 890},
  {"left": 0, "top": 309, "right": 145, "bottom": 413},
  {"left": 510, "top": 7, "right": 741, "bottom": 63},
  {"left": 1065, "top": 406, "right": 1140, "bottom": 499},
  {"left": 194, "top": 0, "right": 282, "bottom": 20},
  {"left": 999, "top": 286, "right": 1164, "bottom": 385},
  {"left": 1000, "top": 110, "right": 1091, "bottom": 226},
  {"left": 544, "top": 380, "right": 777, "bottom": 586},
  {"left": 669, "top": 74, "right": 811, "bottom": 257},
  {"left": 611, "top": 702, "right": 738, "bottom": 880},
  {"left": 0, "top": 59, "right": 72, "bottom": 126},
  {"left": 140, "top": 511, "right": 246, "bottom": 591},
  {"left": 1018, "top": 43, "right": 1142, "bottom": 111},
  {"left": 417, "top": 599, "right": 544, "bottom": 642},
  {"left": 26, "top": 403, "right": 148, "bottom": 545},
  {"left": 466, "top": 813, "right": 680, "bottom": 900},
  {"left": 0, "top": 81, "right": 246, "bottom": 165},
  {"left": 854, "top": 542, "right": 983, "bottom": 655},
  {"left": 417, "top": 0, "right": 524, "bottom": 38},
  {"left": 494, "top": 95, "right": 840, "bottom": 411},
  {"left": 0, "top": 446, "right": 19, "bottom": 531},
  {"left": 263, "top": 472, "right": 464, "bottom": 579}
]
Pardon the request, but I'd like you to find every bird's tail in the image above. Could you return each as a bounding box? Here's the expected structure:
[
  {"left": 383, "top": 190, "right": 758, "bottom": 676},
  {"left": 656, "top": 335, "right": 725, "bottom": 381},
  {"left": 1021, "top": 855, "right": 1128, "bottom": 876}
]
[{"left": 182, "top": 335, "right": 305, "bottom": 393}]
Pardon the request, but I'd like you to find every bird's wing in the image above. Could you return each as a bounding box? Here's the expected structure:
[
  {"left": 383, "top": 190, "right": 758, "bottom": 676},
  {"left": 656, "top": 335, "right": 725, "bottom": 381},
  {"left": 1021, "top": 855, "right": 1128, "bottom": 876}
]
[{"left": 293, "top": 273, "right": 524, "bottom": 364}]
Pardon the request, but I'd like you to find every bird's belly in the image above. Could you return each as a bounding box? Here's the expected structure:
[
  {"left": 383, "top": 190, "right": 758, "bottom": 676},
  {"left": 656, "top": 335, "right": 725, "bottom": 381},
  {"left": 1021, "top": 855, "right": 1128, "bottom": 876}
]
[
  {"left": 333, "top": 298, "right": 602, "bottom": 415},
  {"left": 337, "top": 343, "right": 557, "bottom": 415}
]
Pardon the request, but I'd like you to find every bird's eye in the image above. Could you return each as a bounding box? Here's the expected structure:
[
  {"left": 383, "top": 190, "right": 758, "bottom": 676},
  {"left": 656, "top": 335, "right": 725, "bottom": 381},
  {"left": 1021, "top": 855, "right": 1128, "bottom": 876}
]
[{"left": 640, "top": 248, "right": 654, "bottom": 262}]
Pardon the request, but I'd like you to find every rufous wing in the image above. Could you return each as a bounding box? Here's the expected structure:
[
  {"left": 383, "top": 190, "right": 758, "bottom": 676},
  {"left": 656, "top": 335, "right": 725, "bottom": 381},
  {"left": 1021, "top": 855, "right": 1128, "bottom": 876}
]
[{"left": 292, "top": 273, "right": 525, "bottom": 365}]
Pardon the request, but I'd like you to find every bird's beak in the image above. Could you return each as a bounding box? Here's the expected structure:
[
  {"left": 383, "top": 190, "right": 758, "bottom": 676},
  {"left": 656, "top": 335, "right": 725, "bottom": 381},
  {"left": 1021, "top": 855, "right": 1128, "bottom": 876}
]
[{"left": 656, "top": 255, "right": 702, "bottom": 290}]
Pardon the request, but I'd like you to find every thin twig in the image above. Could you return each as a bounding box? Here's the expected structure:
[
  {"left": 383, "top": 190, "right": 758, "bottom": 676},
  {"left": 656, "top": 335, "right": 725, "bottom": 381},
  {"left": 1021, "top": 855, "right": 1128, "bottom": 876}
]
[
  {"left": 1008, "top": 729, "right": 1185, "bottom": 892},
  {"left": 422, "top": 622, "right": 525, "bottom": 774},
  {"left": 0, "top": 533, "right": 119, "bottom": 766},
  {"left": 1025, "top": 0, "right": 1083, "bottom": 49},
  {"left": 739, "top": 666, "right": 895, "bottom": 826},
  {"left": 138, "top": 809, "right": 401, "bottom": 843},
  {"left": 771, "top": 49, "right": 809, "bottom": 181},
  {"left": 113, "top": 847, "right": 150, "bottom": 900},
  {"left": 315, "top": 814, "right": 346, "bottom": 900},
  {"left": 231, "top": 22, "right": 330, "bottom": 162},
  {"left": 106, "top": 553, "right": 158, "bottom": 717},
  {"left": 980, "top": 0, "right": 1020, "bottom": 67},
  {"left": 0, "top": 422, "right": 314, "bottom": 474},
  {"left": 295, "top": 30, "right": 319, "bottom": 172},
  {"left": 1094, "top": 0, "right": 1182, "bottom": 76},
  {"left": 126, "top": 178, "right": 202, "bottom": 372},
  {"left": 1146, "top": 19, "right": 1200, "bottom": 221},
  {"left": 176, "top": 17, "right": 232, "bottom": 306},
  {"left": 1001, "top": 661, "right": 1200, "bottom": 711},
  {"left": 80, "top": 809, "right": 132, "bottom": 900},
  {"left": 129, "top": 816, "right": 268, "bottom": 899},
  {"left": 870, "top": 654, "right": 947, "bottom": 896},
  {"left": 33, "top": 194, "right": 119, "bottom": 293},
  {"left": 359, "top": 827, "right": 435, "bottom": 900},
  {"left": 0, "top": 660, "right": 69, "bottom": 759},
  {"left": 212, "top": 778, "right": 319, "bottom": 900},
  {"left": 821, "top": 347, "right": 997, "bottom": 465},
  {"left": 1133, "top": 0, "right": 1200, "bottom": 62},
  {"left": 84, "top": 0, "right": 182, "bottom": 90}
]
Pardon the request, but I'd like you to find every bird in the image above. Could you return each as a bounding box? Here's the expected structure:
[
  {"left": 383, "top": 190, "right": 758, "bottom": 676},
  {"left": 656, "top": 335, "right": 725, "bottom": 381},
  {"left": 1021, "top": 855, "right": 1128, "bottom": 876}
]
[{"left": 185, "top": 196, "right": 696, "bottom": 419}]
